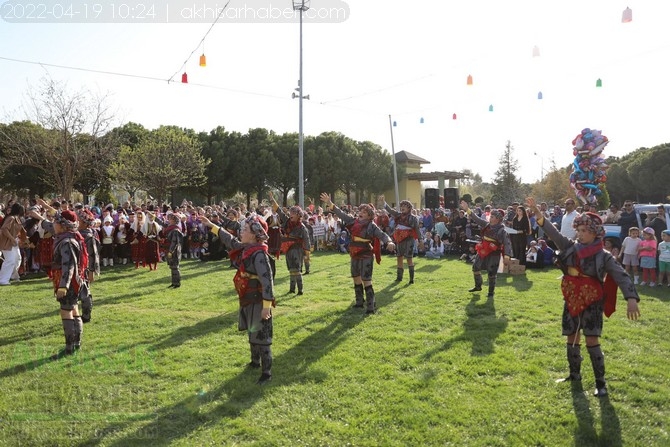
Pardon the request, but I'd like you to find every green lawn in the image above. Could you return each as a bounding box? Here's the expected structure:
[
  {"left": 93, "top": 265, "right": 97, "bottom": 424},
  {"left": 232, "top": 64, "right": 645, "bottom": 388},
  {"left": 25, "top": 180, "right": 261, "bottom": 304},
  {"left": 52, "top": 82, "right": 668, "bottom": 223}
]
[{"left": 1, "top": 252, "right": 668, "bottom": 447}]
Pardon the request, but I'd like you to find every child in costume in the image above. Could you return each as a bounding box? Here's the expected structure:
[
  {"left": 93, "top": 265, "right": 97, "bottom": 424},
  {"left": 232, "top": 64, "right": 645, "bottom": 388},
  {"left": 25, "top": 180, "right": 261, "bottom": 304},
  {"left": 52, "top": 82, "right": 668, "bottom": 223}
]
[
  {"left": 460, "top": 201, "right": 512, "bottom": 298},
  {"left": 527, "top": 197, "right": 640, "bottom": 397},
  {"left": 320, "top": 193, "right": 395, "bottom": 314},
  {"left": 200, "top": 213, "right": 276, "bottom": 384},
  {"left": 383, "top": 197, "right": 420, "bottom": 284}
]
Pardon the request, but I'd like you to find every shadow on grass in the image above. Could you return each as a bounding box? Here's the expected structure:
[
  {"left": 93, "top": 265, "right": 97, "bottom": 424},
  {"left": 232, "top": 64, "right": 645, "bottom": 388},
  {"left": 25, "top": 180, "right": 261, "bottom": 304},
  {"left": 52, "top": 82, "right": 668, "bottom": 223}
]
[
  {"left": 598, "top": 396, "right": 622, "bottom": 447},
  {"left": 422, "top": 294, "right": 508, "bottom": 358},
  {"left": 570, "top": 381, "right": 598, "bottom": 445},
  {"left": 416, "top": 264, "right": 442, "bottom": 273},
  {"left": 77, "top": 281, "right": 402, "bottom": 446}
]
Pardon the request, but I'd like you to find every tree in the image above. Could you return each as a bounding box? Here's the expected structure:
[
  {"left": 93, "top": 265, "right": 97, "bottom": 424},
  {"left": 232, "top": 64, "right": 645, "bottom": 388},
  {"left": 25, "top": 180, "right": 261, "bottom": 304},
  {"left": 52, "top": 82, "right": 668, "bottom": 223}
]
[
  {"left": 0, "top": 77, "right": 116, "bottom": 199},
  {"left": 268, "top": 132, "right": 299, "bottom": 206},
  {"left": 490, "top": 140, "right": 522, "bottom": 206},
  {"left": 133, "top": 126, "right": 209, "bottom": 201}
]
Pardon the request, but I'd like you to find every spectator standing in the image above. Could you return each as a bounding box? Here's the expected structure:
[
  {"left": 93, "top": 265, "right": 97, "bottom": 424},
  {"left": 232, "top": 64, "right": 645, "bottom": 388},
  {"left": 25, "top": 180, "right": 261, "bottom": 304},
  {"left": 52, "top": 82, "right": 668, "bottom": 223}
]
[
  {"left": 560, "top": 199, "right": 579, "bottom": 239},
  {"left": 618, "top": 201, "right": 637, "bottom": 242}
]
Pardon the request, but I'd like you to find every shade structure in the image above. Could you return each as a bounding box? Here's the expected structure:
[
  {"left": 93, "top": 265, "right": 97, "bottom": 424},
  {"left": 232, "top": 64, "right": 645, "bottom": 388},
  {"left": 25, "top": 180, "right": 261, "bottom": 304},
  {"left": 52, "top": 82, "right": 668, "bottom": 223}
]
[
  {"left": 622, "top": 7, "right": 632, "bottom": 23},
  {"left": 466, "top": 74, "right": 473, "bottom": 85},
  {"left": 199, "top": 54, "right": 206, "bottom": 67},
  {"left": 596, "top": 78, "right": 602, "bottom": 87},
  {"left": 181, "top": 72, "right": 188, "bottom": 83}
]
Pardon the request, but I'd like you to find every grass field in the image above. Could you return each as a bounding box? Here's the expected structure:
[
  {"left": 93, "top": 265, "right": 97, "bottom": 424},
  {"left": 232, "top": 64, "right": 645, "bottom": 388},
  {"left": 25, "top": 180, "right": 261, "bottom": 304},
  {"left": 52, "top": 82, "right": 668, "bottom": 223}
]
[{"left": 0, "top": 251, "right": 668, "bottom": 447}]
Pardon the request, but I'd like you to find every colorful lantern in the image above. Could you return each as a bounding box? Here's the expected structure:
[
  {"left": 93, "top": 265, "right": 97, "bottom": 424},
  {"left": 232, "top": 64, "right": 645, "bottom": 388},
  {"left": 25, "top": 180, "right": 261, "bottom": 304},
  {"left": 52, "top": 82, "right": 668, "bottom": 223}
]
[
  {"left": 199, "top": 54, "right": 207, "bottom": 67},
  {"left": 622, "top": 7, "right": 632, "bottom": 23},
  {"left": 466, "top": 74, "right": 473, "bottom": 85},
  {"left": 452, "top": 113, "right": 457, "bottom": 120},
  {"left": 596, "top": 78, "right": 602, "bottom": 87},
  {"left": 532, "top": 46, "right": 540, "bottom": 57},
  {"left": 537, "top": 91, "right": 543, "bottom": 100},
  {"left": 420, "top": 117, "right": 425, "bottom": 124},
  {"left": 181, "top": 72, "right": 188, "bottom": 83},
  {"left": 488, "top": 104, "right": 493, "bottom": 112},
  {"left": 393, "top": 121, "right": 397, "bottom": 127}
]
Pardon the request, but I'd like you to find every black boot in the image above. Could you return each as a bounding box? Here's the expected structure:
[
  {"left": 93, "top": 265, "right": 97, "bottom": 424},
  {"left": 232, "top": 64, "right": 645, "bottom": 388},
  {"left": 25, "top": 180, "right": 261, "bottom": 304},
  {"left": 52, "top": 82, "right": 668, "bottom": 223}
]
[
  {"left": 588, "top": 344, "right": 607, "bottom": 397},
  {"left": 364, "top": 285, "right": 376, "bottom": 314},
  {"left": 354, "top": 284, "right": 364, "bottom": 308},
  {"left": 73, "top": 316, "right": 83, "bottom": 351},
  {"left": 248, "top": 344, "right": 261, "bottom": 368},
  {"left": 53, "top": 319, "right": 77, "bottom": 359},
  {"left": 396, "top": 268, "right": 403, "bottom": 282},
  {"left": 257, "top": 345, "right": 273, "bottom": 384},
  {"left": 487, "top": 275, "right": 497, "bottom": 298},
  {"left": 81, "top": 293, "right": 93, "bottom": 323},
  {"left": 556, "top": 344, "right": 582, "bottom": 383},
  {"left": 296, "top": 275, "right": 304, "bottom": 296},
  {"left": 408, "top": 266, "right": 415, "bottom": 284},
  {"left": 304, "top": 262, "right": 310, "bottom": 275},
  {"left": 289, "top": 276, "right": 296, "bottom": 294},
  {"left": 468, "top": 273, "right": 483, "bottom": 292}
]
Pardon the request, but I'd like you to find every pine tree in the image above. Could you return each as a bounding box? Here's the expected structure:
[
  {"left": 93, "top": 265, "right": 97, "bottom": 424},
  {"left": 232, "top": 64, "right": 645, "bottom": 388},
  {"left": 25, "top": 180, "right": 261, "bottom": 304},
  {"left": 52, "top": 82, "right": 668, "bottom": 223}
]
[{"left": 491, "top": 140, "right": 522, "bottom": 206}]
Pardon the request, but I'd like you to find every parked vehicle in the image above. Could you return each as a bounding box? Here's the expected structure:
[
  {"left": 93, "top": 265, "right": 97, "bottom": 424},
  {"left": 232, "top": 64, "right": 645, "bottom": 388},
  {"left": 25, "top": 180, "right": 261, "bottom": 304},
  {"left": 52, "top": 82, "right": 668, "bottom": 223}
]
[{"left": 603, "top": 203, "right": 670, "bottom": 243}]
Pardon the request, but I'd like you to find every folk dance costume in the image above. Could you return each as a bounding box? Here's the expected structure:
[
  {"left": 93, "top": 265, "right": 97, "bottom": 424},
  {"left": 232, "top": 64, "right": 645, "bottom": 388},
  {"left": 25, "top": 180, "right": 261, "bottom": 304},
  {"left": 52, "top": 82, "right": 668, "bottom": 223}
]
[
  {"left": 537, "top": 210, "right": 640, "bottom": 397},
  {"left": 465, "top": 208, "right": 512, "bottom": 298},
  {"left": 384, "top": 201, "right": 420, "bottom": 284},
  {"left": 76, "top": 209, "right": 99, "bottom": 323},
  {"left": 162, "top": 214, "right": 183, "bottom": 288},
  {"left": 36, "top": 210, "right": 91, "bottom": 358},
  {"left": 327, "top": 199, "right": 394, "bottom": 313},
  {"left": 264, "top": 212, "right": 282, "bottom": 280},
  {"left": 143, "top": 213, "right": 162, "bottom": 270},
  {"left": 36, "top": 222, "right": 54, "bottom": 278},
  {"left": 114, "top": 215, "right": 132, "bottom": 265},
  {"left": 203, "top": 214, "right": 276, "bottom": 384},
  {"left": 100, "top": 217, "right": 115, "bottom": 266},
  {"left": 273, "top": 203, "right": 310, "bottom": 295}
]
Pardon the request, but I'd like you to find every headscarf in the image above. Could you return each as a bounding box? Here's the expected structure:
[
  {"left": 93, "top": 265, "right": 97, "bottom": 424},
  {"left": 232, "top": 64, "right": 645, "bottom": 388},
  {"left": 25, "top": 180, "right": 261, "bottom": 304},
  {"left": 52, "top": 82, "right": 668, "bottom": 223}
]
[
  {"left": 243, "top": 213, "right": 269, "bottom": 241},
  {"left": 489, "top": 209, "right": 505, "bottom": 221},
  {"left": 399, "top": 200, "right": 413, "bottom": 211},
  {"left": 572, "top": 212, "right": 605, "bottom": 239},
  {"left": 76, "top": 208, "right": 96, "bottom": 227},
  {"left": 55, "top": 210, "right": 79, "bottom": 231}
]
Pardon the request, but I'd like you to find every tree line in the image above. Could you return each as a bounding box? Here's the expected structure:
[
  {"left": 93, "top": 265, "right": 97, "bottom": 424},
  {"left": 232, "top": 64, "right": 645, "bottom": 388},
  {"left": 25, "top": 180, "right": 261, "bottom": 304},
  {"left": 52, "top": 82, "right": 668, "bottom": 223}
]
[{"left": 0, "top": 78, "right": 395, "bottom": 207}]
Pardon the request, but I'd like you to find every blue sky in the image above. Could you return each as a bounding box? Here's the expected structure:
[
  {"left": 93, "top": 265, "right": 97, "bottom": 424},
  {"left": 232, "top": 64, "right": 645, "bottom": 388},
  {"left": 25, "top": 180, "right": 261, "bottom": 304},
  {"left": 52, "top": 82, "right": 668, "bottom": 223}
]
[{"left": 1, "top": 0, "right": 669, "bottom": 183}]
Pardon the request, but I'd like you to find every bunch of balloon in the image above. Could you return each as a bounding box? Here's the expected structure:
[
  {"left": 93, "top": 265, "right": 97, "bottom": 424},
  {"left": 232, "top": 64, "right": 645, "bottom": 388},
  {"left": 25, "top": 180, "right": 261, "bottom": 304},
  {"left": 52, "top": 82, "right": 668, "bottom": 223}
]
[{"left": 569, "top": 128, "right": 610, "bottom": 205}]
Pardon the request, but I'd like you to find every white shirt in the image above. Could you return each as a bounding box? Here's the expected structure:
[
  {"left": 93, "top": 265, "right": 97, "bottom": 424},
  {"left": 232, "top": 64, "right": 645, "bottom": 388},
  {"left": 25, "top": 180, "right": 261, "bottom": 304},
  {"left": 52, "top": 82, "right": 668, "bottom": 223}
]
[{"left": 560, "top": 210, "right": 578, "bottom": 239}]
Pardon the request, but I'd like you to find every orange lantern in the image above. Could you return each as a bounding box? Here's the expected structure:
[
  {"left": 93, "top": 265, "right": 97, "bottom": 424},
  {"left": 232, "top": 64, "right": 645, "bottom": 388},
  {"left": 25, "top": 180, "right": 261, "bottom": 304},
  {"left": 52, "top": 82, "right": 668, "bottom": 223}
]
[
  {"left": 199, "top": 54, "right": 207, "bottom": 67},
  {"left": 466, "top": 74, "right": 473, "bottom": 85}
]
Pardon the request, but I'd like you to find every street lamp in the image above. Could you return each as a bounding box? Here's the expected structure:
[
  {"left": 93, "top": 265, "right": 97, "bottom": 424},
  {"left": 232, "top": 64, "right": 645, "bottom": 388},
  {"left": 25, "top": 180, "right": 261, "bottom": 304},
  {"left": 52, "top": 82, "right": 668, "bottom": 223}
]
[
  {"left": 388, "top": 115, "right": 400, "bottom": 207},
  {"left": 292, "top": 0, "right": 310, "bottom": 208},
  {"left": 533, "top": 151, "right": 545, "bottom": 181}
]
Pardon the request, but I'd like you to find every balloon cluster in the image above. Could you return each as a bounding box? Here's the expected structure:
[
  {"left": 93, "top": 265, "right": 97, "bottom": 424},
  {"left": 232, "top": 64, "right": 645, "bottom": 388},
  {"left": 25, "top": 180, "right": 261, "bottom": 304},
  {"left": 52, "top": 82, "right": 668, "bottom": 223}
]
[{"left": 569, "top": 128, "right": 609, "bottom": 204}]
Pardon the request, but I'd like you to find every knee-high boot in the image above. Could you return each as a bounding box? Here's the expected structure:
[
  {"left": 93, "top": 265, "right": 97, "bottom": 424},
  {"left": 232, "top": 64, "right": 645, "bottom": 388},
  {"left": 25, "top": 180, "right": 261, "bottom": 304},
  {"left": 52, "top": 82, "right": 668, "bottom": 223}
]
[
  {"left": 588, "top": 344, "right": 607, "bottom": 396},
  {"left": 257, "top": 345, "right": 273, "bottom": 384},
  {"left": 469, "top": 273, "right": 483, "bottom": 292},
  {"left": 566, "top": 344, "right": 582, "bottom": 381},
  {"left": 269, "top": 257, "right": 276, "bottom": 280},
  {"left": 487, "top": 274, "right": 497, "bottom": 297},
  {"left": 249, "top": 343, "right": 262, "bottom": 368},
  {"left": 408, "top": 265, "right": 415, "bottom": 284},
  {"left": 289, "top": 275, "right": 296, "bottom": 293},
  {"left": 57, "top": 319, "right": 77, "bottom": 357},
  {"left": 304, "top": 261, "right": 310, "bottom": 274},
  {"left": 73, "top": 316, "right": 83, "bottom": 350},
  {"left": 364, "top": 285, "right": 376, "bottom": 314},
  {"left": 296, "top": 274, "right": 304, "bottom": 295},
  {"left": 354, "top": 284, "right": 364, "bottom": 307},
  {"left": 396, "top": 268, "right": 404, "bottom": 282}
]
